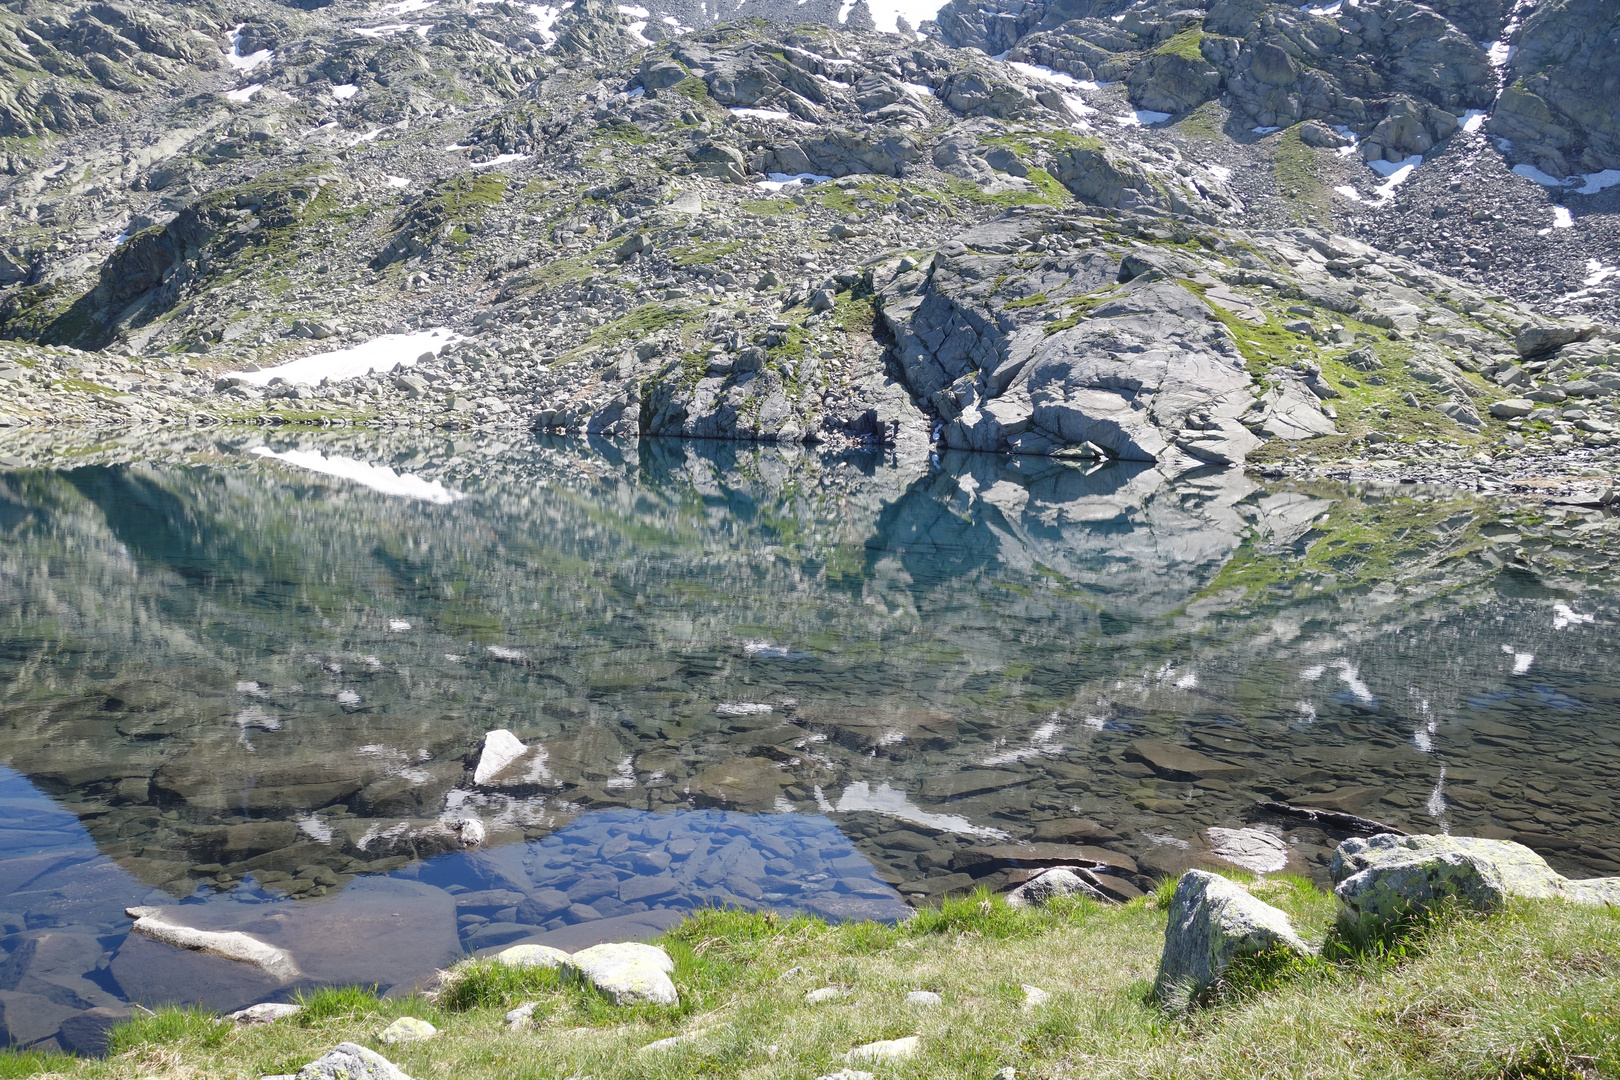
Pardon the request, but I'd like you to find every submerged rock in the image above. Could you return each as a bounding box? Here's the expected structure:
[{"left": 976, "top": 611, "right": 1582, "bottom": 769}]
[
  {"left": 1153, "top": 870, "right": 1311, "bottom": 1009},
  {"left": 124, "top": 907, "right": 300, "bottom": 980}
]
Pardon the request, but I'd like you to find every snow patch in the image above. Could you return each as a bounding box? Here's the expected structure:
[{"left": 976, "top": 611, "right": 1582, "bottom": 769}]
[
  {"left": 728, "top": 107, "right": 811, "bottom": 124},
  {"left": 1512, "top": 163, "right": 1568, "bottom": 187},
  {"left": 228, "top": 327, "right": 457, "bottom": 386},
  {"left": 1585, "top": 260, "right": 1618, "bottom": 287},
  {"left": 250, "top": 448, "right": 466, "bottom": 505},
  {"left": 471, "top": 153, "right": 531, "bottom": 168},
  {"left": 378, "top": 0, "right": 437, "bottom": 12},
  {"left": 527, "top": 3, "right": 562, "bottom": 44},
  {"left": 901, "top": 81, "right": 934, "bottom": 96},
  {"left": 756, "top": 172, "right": 833, "bottom": 190},
  {"left": 354, "top": 23, "right": 432, "bottom": 38},
  {"left": 1202, "top": 162, "right": 1232, "bottom": 182},
  {"left": 857, "top": 0, "right": 952, "bottom": 35},
  {"left": 1006, "top": 61, "right": 1099, "bottom": 91},
  {"left": 716, "top": 702, "right": 773, "bottom": 716},
  {"left": 332, "top": 83, "right": 360, "bottom": 100},
  {"left": 227, "top": 25, "right": 274, "bottom": 72},
  {"left": 385, "top": 175, "right": 411, "bottom": 188},
  {"left": 1553, "top": 207, "right": 1573, "bottom": 229},
  {"left": 1253, "top": 125, "right": 1281, "bottom": 135},
  {"left": 1460, "top": 109, "right": 1488, "bottom": 133},
  {"left": 224, "top": 84, "right": 263, "bottom": 103},
  {"left": 1118, "top": 109, "right": 1171, "bottom": 126},
  {"left": 1575, "top": 169, "right": 1620, "bottom": 196}
]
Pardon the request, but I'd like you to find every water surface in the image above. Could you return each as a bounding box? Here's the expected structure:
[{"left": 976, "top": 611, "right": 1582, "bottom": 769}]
[{"left": 1, "top": 430, "right": 1617, "bottom": 1043}]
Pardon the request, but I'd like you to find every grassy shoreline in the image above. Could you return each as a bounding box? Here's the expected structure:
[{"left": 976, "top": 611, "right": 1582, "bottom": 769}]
[{"left": 4, "top": 875, "right": 1617, "bottom": 1080}]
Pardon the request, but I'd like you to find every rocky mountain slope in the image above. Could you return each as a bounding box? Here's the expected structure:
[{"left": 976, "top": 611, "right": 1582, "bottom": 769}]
[{"left": 0, "top": 0, "right": 1615, "bottom": 474}]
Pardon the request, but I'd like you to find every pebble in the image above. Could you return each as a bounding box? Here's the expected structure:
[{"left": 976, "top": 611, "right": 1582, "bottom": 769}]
[
  {"left": 1021, "top": 985, "right": 1050, "bottom": 1010},
  {"left": 905, "top": 990, "right": 942, "bottom": 1006},
  {"left": 805, "top": 986, "right": 844, "bottom": 1004}
]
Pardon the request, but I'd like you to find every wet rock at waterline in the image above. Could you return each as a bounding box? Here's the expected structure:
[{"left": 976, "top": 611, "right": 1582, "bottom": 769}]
[
  {"left": 1154, "top": 871, "right": 1312, "bottom": 1009},
  {"left": 1331, "top": 834, "right": 1620, "bottom": 932},
  {"left": 1004, "top": 867, "right": 1105, "bottom": 907}
]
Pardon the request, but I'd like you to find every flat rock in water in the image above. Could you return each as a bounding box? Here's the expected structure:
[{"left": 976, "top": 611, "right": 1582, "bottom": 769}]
[
  {"left": 951, "top": 843, "right": 1137, "bottom": 876},
  {"left": 109, "top": 933, "right": 291, "bottom": 1014},
  {"left": 53, "top": 1006, "right": 131, "bottom": 1056},
  {"left": 1030, "top": 818, "right": 1122, "bottom": 844},
  {"left": 1205, "top": 827, "right": 1289, "bottom": 874},
  {"left": 126, "top": 906, "right": 300, "bottom": 979},
  {"left": 1126, "top": 740, "right": 1247, "bottom": 780},
  {"left": 297, "top": 1042, "right": 413, "bottom": 1080},
  {"left": 566, "top": 942, "right": 678, "bottom": 1006},
  {"left": 1154, "top": 870, "right": 1311, "bottom": 1010}
]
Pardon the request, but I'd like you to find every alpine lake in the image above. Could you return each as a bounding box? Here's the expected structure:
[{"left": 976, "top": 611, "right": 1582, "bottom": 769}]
[{"left": 1, "top": 428, "right": 1617, "bottom": 1047}]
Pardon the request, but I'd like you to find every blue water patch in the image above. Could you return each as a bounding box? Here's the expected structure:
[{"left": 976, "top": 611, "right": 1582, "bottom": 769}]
[{"left": 408, "top": 809, "right": 912, "bottom": 953}]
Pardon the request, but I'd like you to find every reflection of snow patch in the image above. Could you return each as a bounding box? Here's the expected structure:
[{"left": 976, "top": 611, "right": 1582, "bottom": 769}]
[
  {"left": 296, "top": 814, "right": 333, "bottom": 844},
  {"left": 1333, "top": 658, "right": 1375, "bottom": 705},
  {"left": 1425, "top": 766, "right": 1448, "bottom": 828},
  {"left": 474, "top": 729, "right": 527, "bottom": 785},
  {"left": 1501, "top": 643, "right": 1535, "bottom": 675},
  {"left": 1300, "top": 664, "right": 1325, "bottom": 681},
  {"left": 832, "top": 781, "right": 1009, "bottom": 839},
  {"left": 1552, "top": 602, "right": 1594, "bottom": 630},
  {"left": 486, "top": 645, "right": 526, "bottom": 660},
  {"left": 389, "top": 618, "right": 412, "bottom": 631},
  {"left": 250, "top": 448, "right": 465, "bottom": 505},
  {"left": 743, "top": 639, "right": 810, "bottom": 660},
  {"left": 337, "top": 690, "right": 362, "bottom": 706},
  {"left": 716, "top": 702, "right": 773, "bottom": 716}
]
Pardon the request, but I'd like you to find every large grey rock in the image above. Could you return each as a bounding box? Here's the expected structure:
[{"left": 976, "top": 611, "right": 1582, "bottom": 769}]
[
  {"left": 566, "top": 942, "right": 678, "bottom": 1006},
  {"left": 297, "top": 1043, "right": 413, "bottom": 1080},
  {"left": 1515, "top": 324, "right": 1600, "bottom": 359},
  {"left": 1331, "top": 834, "right": 1620, "bottom": 932},
  {"left": 1153, "top": 870, "right": 1311, "bottom": 1009}
]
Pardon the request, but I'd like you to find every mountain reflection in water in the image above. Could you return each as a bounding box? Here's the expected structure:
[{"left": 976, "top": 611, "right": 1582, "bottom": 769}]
[{"left": 0, "top": 430, "right": 1617, "bottom": 1041}]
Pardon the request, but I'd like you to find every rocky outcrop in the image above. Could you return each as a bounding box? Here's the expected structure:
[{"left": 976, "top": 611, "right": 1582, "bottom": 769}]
[
  {"left": 1331, "top": 834, "right": 1620, "bottom": 933},
  {"left": 875, "top": 212, "right": 1286, "bottom": 467},
  {"left": 1153, "top": 870, "right": 1312, "bottom": 1009},
  {"left": 1491, "top": 0, "right": 1620, "bottom": 175}
]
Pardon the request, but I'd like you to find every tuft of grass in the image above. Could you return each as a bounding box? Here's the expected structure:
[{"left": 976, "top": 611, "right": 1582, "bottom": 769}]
[
  {"left": 437, "top": 960, "right": 566, "bottom": 1012},
  {"left": 295, "top": 984, "right": 389, "bottom": 1024},
  {"left": 104, "top": 1005, "right": 230, "bottom": 1056},
  {"left": 1154, "top": 24, "right": 1205, "bottom": 61}
]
